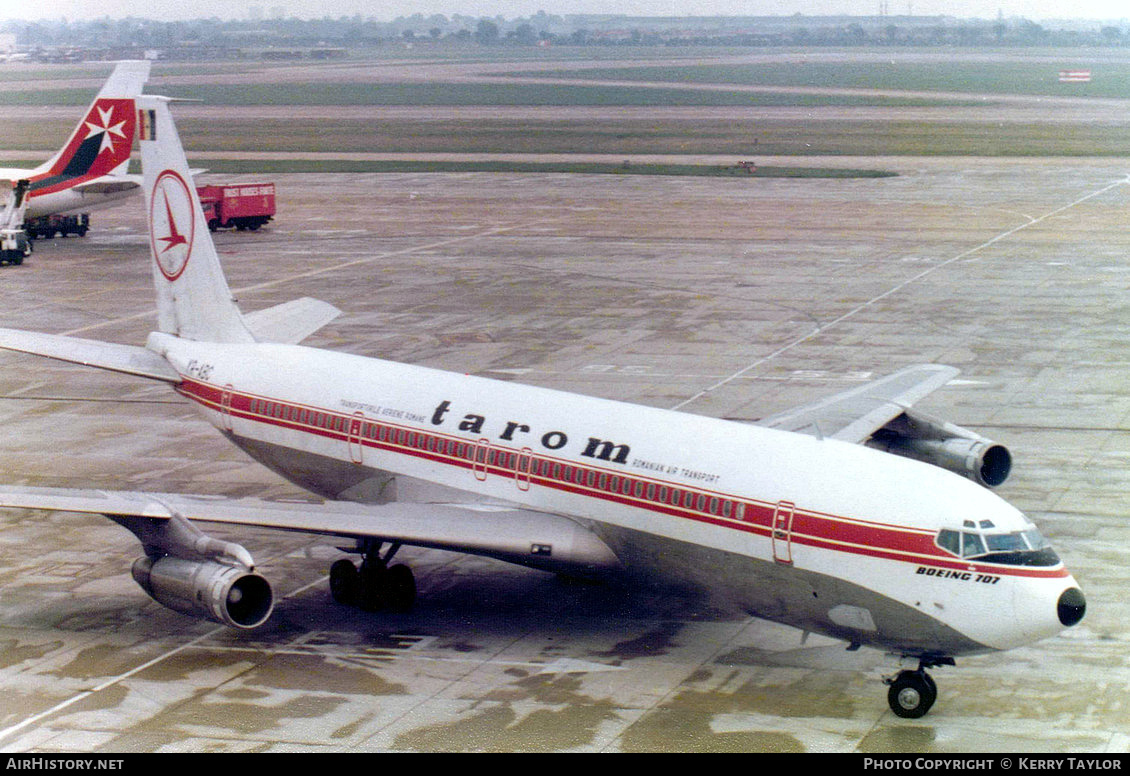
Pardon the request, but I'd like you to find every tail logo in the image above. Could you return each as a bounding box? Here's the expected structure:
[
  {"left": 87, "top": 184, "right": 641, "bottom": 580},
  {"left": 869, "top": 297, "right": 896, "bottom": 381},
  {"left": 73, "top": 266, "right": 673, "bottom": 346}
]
[
  {"left": 84, "top": 104, "right": 130, "bottom": 157},
  {"left": 149, "top": 169, "right": 195, "bottom": 281},
  {"left": 47, "top": 98, "right": 137, "bottom": 180}
]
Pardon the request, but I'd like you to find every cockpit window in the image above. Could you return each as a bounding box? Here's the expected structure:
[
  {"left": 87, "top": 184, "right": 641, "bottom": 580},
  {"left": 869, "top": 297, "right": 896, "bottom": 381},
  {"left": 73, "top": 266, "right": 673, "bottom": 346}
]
[
  {"left": 935, "top": 525, "right": 1060, "bottom": 567},
  {"left": 1022, "top": 528, "right": 1050, "bottom": 550},
  {"left": 937, "top": 529, "right": 960, "bottom": 555},
  {"left": 962, "top": 532, "right": 986, "bottom": 557},
  {"left": 985, "top": 532, "right": 1027, "bottom": 553}
]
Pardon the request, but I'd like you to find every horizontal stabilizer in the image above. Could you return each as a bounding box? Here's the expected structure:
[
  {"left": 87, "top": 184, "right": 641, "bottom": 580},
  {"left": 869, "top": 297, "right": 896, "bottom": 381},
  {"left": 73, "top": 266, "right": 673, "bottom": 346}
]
[
  {"left": 0, "top": 486, "right": 622, "bottom": 577},
  {"left": 0, "top": 328, "right": 180, "bottom": 382},
  {"left": 73, "top": 177, "right": 141, "bottom": 195},
  {"left": 244, "top": 297, "right": 342, "bottom": 344}
]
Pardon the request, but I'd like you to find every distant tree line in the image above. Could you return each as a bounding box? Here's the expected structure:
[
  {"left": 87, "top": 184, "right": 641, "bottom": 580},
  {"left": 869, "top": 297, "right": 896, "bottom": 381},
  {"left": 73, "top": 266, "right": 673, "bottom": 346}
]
[{"left": 3, "top": 13, "right": 1127, "bottom": 53}]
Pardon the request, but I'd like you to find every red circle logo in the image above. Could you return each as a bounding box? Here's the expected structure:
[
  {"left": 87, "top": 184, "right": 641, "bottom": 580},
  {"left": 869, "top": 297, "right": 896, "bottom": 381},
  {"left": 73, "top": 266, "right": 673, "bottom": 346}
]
[{"left": 149, "top": 169, "right": 195, "bottom": 281}]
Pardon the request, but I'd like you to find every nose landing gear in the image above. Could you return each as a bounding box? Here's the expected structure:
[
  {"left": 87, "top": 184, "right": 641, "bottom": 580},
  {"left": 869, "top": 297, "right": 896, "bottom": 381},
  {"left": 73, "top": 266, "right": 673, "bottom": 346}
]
[{"left": 884, "top": 656, "right": 954, "bottom": 718}]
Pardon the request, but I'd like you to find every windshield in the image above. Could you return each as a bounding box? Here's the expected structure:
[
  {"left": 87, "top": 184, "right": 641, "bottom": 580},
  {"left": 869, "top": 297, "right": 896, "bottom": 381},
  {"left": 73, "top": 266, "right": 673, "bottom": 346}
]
[{"left": 936, "top": 526, "right": 1060, "bottom": 567}]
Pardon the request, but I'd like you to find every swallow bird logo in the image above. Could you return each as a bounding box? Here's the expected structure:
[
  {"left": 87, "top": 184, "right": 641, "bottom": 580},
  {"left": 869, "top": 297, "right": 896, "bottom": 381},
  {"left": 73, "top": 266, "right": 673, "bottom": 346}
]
[{"left": 150, "top": 169, "right": 195, "bottom": 281}]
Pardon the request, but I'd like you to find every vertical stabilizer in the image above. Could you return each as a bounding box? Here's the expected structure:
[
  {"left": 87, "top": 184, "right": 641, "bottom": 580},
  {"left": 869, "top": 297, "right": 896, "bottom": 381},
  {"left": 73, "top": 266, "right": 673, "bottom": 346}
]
[
  {"left": 138, "top": 96, "right": 254, "bottom": 343},
  {"left": 36, "top": 60, "right": 150, "bottom": 186}
]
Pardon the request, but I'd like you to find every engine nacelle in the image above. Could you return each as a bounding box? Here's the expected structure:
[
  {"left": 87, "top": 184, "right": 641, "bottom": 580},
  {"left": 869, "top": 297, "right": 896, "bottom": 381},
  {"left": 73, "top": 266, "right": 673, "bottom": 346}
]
[
  {"left": 131, "top": 556, "right": 274, "bottom": 629},
  {"left": 867, "top": 409, "right": 1012, "bottom": 488}
]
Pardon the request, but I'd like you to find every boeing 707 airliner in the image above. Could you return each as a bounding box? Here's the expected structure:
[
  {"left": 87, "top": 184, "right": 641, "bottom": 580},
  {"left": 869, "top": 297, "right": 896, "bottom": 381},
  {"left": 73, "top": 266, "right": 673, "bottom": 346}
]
[{"left": 0, "top": 96, "right": 1085, "bottom": 719}]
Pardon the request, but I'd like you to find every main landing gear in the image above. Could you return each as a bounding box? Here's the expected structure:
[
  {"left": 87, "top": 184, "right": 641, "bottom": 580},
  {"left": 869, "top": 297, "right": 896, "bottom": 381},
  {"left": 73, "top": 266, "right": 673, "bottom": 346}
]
[
  {"left": 329, "top": 540, "right": 417, "bottom": 613},
  {"left": 884, "top": 656, "right": 954, "bottom": 718}
]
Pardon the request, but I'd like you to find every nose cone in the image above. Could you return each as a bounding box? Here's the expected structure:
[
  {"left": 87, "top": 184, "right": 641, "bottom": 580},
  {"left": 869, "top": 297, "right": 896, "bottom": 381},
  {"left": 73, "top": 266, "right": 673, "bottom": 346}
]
[{"left": 1058, "top": 587, "right": 1086, "bottom": 627}]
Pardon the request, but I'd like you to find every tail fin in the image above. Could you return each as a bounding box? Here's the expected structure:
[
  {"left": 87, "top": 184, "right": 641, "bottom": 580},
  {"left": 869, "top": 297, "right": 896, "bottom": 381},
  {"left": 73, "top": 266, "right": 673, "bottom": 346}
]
[
  {"left": 138, "top": 96, "right": 254, "bottom": 343},
  {"left": 33, "top": 61, "right": 150, "bottom": 194}
]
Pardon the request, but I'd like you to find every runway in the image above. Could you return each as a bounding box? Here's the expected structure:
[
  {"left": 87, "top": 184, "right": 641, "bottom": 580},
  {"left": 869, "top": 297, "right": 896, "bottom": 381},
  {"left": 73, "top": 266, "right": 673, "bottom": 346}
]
[{"left": 1, "top": 159, "right": 1128, "bottom": 751}]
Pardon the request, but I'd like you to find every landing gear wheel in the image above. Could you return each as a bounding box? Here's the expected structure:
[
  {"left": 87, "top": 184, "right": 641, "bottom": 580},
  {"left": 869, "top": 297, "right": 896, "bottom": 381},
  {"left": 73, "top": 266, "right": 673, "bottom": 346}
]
[
  {"left": 357, "top": 562, "right": 388, "bottom": 612},
  {"left": 385, "top": 563, "right": 417, "bottom": 613},
  {"left": 331, "top": 542, "right": 416, "bottom": 614},
  {"left": 923, "top": 672, "right": 937, "bottom": 698},
  {"left": 887, "top": 670, "right": 937, "bottom": 719},
  {"left": 329, "top": 559, "right": 359, "bottom": 605}
]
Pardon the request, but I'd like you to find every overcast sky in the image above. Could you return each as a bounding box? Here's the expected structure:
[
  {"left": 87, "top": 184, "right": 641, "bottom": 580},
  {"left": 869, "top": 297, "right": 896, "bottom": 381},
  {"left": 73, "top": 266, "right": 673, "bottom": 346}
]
[{"left": 2, "top": 0, "right": 1128, "bottom": 23}]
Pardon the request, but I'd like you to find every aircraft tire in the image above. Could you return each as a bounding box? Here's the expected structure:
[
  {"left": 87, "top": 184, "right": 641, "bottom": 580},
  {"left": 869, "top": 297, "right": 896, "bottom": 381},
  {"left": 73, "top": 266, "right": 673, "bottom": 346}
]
[
  {"left": 887, "top": 670, "right": 937, "bottom": 718},
  {"left": 329, "top": 559, "right": 359, "bottom": 605},
  {"left": 357, "top": 563, "right": 388, "bottom": 612},
  {"left": 386, "top": 564, "right": 416, "bottom": 613}
]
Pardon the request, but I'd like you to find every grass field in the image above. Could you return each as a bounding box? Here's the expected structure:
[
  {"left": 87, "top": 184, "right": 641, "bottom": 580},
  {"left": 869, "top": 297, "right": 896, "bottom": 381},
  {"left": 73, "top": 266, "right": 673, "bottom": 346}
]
[
  {"left": 178, "top": 158, "right": 897, "bottom": 177},
  {"left": 0, "top": 81, "right": 965, "bottom": 108},
  {"left": 5, "top": 113, "right": 1128, "bottom": 159},
  {"left": 149, "top": 117, "right": 1130, "bottom": 158},
  {"left": 2, "top": 50, "right": 1128, "bottom": 163},
  {"left": 513, "top": 58, "right": 1130, "bottom": 99}
]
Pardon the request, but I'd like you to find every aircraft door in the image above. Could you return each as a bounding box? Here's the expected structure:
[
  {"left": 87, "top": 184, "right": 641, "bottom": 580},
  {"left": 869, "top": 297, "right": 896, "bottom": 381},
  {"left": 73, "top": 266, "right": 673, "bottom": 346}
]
[
  {"left": 772, "top": 500, "right": 795, "bottom": 565},
  {"left": 348, "top": 412, "right": 365, "bottom": 465},
  {"left": 515, "top": 447, "right": 534, "bottom": 491},
  {"left": 473, "top": 438, "right": 491, "bottom": 481},
  {"left": 220, "top": 384, "right": 234, "bottom": 433}
]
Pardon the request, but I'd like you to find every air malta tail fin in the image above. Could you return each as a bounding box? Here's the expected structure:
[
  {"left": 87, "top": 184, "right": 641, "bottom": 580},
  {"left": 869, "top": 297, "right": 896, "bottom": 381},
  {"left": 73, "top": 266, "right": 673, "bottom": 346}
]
[
  {"left": 33, "top": 61, "right": 150, "bottom": 194},
  {"left": 138, "top": 96, "right": 255, "bottom": 344}
]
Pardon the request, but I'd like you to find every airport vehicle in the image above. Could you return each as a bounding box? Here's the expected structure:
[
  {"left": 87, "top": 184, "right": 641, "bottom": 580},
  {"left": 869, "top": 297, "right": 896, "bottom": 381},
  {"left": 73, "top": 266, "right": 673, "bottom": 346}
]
[
  {"left": 1, "top": 60, "right": 149, "bottom": 220},
  {"left": 24, "top": 213, "right": 89, "bottom": 239},
  {"left": 0, "top": 228, "right": 30, "bottom": 265},
  {"left": 0, "top": 97, "right": 1086, "bottom": 719},
  {"left": 197, "top": 182, "right": 275, "bottom": 231},
  {"left": 0, "top": 178, "right": 31, "bottom": 265}
]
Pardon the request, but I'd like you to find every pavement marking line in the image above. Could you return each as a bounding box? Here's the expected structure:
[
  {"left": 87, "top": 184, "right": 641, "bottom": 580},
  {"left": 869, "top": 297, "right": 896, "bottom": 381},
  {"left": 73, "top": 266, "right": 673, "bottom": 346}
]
[
  {"left": 55, "top": 218, "right": 561, "bottom": 339},
  {"left": 0, "top": 573, "right": 331, "bottom": 747},
  {"left": 670, "top": 175, "right": 1130, "bottom": 412},
  {"left": 0, "top": 626, "right": 225, "bottom": 746},
  {"left": 2, "top": 176, "right": 1121, "bottom": 747}
]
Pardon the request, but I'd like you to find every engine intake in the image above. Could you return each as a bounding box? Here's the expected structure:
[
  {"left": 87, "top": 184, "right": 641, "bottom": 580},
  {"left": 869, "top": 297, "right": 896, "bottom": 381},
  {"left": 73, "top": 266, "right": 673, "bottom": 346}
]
[
  {"left": 132, "top": 556, "right": 274, "bottom": 629},
  {"left": 867, "top": 409, "right": 1012, "bottom": 488}
]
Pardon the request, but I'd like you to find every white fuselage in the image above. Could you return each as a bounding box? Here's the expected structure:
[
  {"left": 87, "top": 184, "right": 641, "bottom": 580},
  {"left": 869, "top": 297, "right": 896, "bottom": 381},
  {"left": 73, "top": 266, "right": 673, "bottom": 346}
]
[
  {"left": 148, "top": 333, "right": 1079, "bottom": 657},
  {"left": 0, "top": 165, "right": 139, "bottom": 219}
]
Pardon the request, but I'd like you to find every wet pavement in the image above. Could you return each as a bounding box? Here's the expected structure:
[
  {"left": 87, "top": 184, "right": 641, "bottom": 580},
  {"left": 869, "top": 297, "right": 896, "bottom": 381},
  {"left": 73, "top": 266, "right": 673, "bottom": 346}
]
[{"left": 0, "top": 159, "right": 1128, "bottom": 752}]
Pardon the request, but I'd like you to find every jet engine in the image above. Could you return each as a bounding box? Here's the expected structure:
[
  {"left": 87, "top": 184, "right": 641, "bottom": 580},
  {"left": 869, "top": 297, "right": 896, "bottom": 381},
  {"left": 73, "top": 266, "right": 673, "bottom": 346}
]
[
  {"left": 131, "top": 556, "right": 274, "bottom": 629},
  {"left": 113, "top": 512, "right": 274, "bottom": 629},
  {"left": 866, "top": 409, "right": 1012, "bottom": 488}
]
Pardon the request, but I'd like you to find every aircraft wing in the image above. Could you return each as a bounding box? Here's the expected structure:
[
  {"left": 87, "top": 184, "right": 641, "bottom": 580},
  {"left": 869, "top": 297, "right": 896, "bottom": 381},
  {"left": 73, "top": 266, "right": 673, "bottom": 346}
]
[
  {"left": 0, "top": 486, "right": 621, "bottom": 577},
  {"left": 756, "top": 364, "right": 960, "bottom": 443}
]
